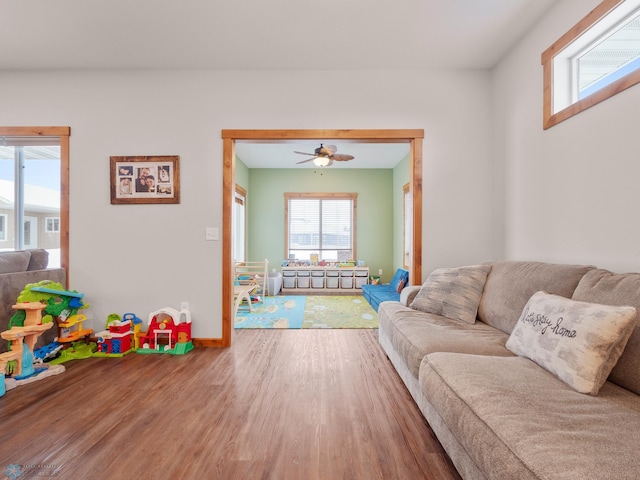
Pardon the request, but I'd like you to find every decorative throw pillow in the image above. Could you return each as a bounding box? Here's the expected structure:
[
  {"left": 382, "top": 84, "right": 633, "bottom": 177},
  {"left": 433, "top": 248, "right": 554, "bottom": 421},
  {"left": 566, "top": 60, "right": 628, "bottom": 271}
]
[
  {"left": 410, "top": 264, "right": 492, "bottom": 324},
  {"left": 506, "top": 291, "right": 637, "bottom": 395},
  {"left": 396, "top": 278, "right": 406, "bottom": 293}
]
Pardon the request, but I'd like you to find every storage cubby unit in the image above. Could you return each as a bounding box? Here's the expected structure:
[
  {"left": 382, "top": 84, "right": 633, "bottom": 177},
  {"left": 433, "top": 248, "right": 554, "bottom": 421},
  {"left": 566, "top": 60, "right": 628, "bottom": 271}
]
[{"left": 281, "top": 266, "right": 369, "bottom": 293}]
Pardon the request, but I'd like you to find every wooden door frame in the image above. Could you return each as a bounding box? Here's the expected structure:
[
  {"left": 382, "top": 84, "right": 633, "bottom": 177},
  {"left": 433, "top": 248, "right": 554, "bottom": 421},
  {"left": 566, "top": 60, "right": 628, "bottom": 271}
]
[{"left": 215, "top": 129, "right": 423, "bottom": 347}]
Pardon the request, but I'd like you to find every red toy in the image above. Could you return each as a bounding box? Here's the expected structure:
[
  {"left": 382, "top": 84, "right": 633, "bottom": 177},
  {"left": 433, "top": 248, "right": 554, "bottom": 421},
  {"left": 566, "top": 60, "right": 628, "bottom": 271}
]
[{"left": 137, "top": 307, "right": 193, "bottom": 355}]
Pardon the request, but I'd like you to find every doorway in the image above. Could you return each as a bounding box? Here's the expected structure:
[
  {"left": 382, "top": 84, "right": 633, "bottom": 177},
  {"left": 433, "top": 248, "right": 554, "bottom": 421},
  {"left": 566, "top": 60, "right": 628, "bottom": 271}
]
[{"left": 219, "top": 129, "right": 424, "bottom": 347}]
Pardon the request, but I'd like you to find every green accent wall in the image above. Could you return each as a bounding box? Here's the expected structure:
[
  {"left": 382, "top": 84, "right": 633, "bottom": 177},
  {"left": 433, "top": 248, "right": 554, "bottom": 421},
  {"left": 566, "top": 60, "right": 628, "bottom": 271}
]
[
  {"left": 235, "top": 162, "right": 410, "bottom": 284},
  {"left": 248, "top": 168, "right": 396, "bottom": 281}
]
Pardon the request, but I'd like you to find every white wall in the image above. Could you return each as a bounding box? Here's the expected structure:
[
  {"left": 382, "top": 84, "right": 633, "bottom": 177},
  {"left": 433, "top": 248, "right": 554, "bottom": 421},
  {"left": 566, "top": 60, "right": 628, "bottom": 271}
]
[
  {"left": 493, "top": 0, "right": 640, "bottom": 273},
  {"left": 0, "top": 68, "right": 494, "bottom": 337}
]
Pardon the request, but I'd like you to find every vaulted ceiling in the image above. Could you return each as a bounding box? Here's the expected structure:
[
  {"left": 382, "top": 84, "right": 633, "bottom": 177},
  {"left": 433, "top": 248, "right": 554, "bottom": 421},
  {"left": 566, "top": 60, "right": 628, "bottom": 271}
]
[
  {"left": 0, "top": 0, "right": 560, "bottom": 167},
  {"left": 0, "top": 0, "right": 557, "bottom": 70}
]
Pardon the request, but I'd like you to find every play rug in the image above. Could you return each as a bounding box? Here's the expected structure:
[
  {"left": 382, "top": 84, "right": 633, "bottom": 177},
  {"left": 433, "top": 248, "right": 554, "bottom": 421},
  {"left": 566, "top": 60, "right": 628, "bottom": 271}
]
[
  {"left": 234, "top": 295, "right": 378, "bottom": 329},
  {"left": 234, "top": 296, "right": 306, "bottom": 329},
  {"left": 302, "top": 295, "right": 378, "bottom": 329}
]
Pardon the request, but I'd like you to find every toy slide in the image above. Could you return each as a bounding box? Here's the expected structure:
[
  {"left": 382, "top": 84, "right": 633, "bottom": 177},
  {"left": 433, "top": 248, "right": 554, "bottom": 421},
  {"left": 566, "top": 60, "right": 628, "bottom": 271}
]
[{"left": 30, "top": 286, "right": 84, "bottom": 298}]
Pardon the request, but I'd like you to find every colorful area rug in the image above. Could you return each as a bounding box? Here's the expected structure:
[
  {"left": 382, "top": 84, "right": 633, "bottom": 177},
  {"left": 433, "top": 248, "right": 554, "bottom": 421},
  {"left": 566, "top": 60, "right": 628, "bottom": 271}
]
[
  {"left": 302, "top": 296, "right": 378, "bottom": 329},
  {"left": 234, "top": 295, "right": 378, "bottom": 329},
  {"left": 235, "top": 296, "right": 306, "bottom": 329}
]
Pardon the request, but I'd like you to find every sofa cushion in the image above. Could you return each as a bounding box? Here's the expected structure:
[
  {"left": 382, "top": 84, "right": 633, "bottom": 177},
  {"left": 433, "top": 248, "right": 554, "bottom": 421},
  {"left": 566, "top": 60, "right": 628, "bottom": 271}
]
[
  {"left": 506, "top": 291, "right": 636, "bottom": 395},
  {"left": 410, "top": 265, "right": 491, "bottom": 324},
  {"left": 378, "top": 301, "right": 512, "bottom": 379},
  {"left": 572, "top": 268, "right": 640, "bottom": 396},
  {"left": 478, "top": 261, "right": 594, "bottom": 334},
  {"left": 420, "top": 352, "right": 640, "bottom": 480},
  {"left": 26, "top": 249, "right": 49, "bottom": 271},
  {"left": 362, "top": 285, "right": 401, "bottom": 312},
  {"left": 0, "top": 250, "right": 31, "bottom": 274}
]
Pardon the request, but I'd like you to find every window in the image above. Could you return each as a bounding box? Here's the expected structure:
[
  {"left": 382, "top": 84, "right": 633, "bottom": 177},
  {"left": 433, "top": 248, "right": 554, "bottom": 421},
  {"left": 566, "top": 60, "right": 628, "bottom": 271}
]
[
  {"left": 233, "top": 185, "right": 246, "bottom": 263},
  {"left": 0, "top": 214, "right": 6, "bottom": 241},
  {"left": 46, "top": 217, "right": 60, "bottom": 233},
  {"left": 542, "top": 0, "right": 640, "bottom": 129},
  {"left": 285, "top": 193, "right": 356, "bottom": 262},
  {"left": 403, "top": 183, "right": 412, "bottom": 269},
  {"left": 0, "top": 127, "right": 68, "bottom": 268}
]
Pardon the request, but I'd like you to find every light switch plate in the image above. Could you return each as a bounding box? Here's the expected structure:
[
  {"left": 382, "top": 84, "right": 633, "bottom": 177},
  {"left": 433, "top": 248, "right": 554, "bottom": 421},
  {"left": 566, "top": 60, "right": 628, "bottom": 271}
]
[{"left": 205, "top": 227, "right": 219, "bottom": 241}]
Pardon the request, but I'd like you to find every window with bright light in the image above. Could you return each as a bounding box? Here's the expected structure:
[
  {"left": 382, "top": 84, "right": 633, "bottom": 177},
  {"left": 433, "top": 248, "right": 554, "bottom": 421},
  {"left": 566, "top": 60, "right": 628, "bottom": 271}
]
[
  {"left": 285, "top": 193, "right": 356, "bottom": 262},
  {"left": 233, "top": 185, "right": 246, "bottom": 263},
  {"left": 0, "top": 214, "right": 6, "bottom": 241},
  {"left": 542, "top": 0, "right": 640, "bottom": 129},
  {"left": 0, "top": 139, "right": 61, "bottom": 261},
  {"left": 403, "top": 183, "right": 412, "bottom": 269}
]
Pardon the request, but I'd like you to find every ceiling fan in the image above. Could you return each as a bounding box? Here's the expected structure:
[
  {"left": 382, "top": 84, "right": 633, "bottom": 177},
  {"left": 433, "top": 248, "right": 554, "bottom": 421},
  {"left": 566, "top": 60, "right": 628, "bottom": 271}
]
[{"left": 294, "top": 144, "right": 355, "bottom": 167}]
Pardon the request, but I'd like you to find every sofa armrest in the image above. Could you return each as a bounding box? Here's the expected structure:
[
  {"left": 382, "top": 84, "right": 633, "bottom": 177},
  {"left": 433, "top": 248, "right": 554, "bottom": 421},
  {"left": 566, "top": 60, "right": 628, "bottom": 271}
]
[{"left": 399, "top": 285, "right": 421, "bottom": 306}]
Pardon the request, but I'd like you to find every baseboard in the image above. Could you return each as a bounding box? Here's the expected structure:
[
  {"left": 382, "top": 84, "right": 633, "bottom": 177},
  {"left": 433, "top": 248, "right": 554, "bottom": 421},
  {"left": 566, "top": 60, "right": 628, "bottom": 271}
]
[{"left": 192, "top": 337, "right": 227, "bottom": 347}]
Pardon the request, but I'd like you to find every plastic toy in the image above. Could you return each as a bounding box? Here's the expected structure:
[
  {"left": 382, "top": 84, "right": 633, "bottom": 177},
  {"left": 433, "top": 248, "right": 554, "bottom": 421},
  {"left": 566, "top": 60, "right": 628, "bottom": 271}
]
[
  {"left": 34, "top": 341, "right": 64, "bottom": 363},
  {"left": 93, "top": 312, "right": 143, "bottom": 357},
  {"left": 0, "top": 301, "right": 62, "bottom": 397},
  {"left": 49, "top": 341, "right": 95, "bottom": 365},
  {"left": 9, "top": 280, "right": 95, "bottom": 365},
  {"left": 137, "top": 307, "right": 193, "bottom": 355}
]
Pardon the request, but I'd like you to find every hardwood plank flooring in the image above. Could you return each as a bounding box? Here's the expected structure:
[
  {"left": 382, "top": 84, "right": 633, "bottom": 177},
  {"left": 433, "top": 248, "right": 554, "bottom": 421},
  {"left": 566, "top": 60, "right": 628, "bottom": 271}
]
[{"left": 0, "top": 330, "right": 461, "bottom": 480}]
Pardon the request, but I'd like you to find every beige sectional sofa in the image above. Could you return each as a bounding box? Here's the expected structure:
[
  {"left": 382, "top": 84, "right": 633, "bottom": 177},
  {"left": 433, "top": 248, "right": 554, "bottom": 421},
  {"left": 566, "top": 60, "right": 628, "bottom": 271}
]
[
  {"left": 0, "top": 249, "right": 66, "bottom": 351},
  {"left": 378, "top": 261, "right": 640, "bottom": 480}
]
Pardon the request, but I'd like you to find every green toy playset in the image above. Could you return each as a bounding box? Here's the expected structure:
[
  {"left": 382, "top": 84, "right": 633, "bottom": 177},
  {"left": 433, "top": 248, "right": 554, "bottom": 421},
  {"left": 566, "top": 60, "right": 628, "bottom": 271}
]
[{"left": 1, "top": 280, "right": 194, "bottom": 397}]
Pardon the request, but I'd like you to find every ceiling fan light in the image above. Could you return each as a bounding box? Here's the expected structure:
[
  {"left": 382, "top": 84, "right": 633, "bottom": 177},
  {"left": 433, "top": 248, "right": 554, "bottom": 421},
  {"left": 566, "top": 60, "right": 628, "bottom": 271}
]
[{"left": 313, "top": 156, "right": 331, "bottom": 167}]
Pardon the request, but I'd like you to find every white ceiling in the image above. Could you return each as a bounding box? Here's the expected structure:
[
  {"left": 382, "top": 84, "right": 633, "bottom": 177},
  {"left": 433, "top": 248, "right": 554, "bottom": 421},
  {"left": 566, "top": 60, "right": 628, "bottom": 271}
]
[
  {"left": 0, "top": 0, "right": 558, "bottom": 168},
  {"left": 236, "top": 141, "right": 410, "bottom": 169},
  {"left": 0, "top": 0, "right": 556, "bottom": 71}
]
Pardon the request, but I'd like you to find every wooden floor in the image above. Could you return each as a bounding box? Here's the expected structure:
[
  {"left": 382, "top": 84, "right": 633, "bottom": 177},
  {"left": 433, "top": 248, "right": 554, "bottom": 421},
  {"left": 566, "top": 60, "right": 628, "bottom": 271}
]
[{"left": 0, "top": 330, "right": 461, "bottom": 480}]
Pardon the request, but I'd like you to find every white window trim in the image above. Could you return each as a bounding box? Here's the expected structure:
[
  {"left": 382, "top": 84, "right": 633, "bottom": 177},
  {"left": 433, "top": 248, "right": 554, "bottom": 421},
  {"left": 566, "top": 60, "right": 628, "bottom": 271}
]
[
  {"left": 45, "top": 216, "right": 60, "bottom": 233},
  {"left": 542, "top": 0, "right": 640, "bottom": 129},
  {"left": 284, "top": 192, "right": 357, "bottom": 262}
]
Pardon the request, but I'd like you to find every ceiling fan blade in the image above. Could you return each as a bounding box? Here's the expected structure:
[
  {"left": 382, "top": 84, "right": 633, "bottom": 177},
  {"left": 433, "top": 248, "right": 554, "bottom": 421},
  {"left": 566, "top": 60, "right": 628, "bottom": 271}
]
[
  {"left": 294, "top": 151, "right": 315, "bottom": 156},
  {"left": 296, "top": 158, "right": 316, "bottom": 164},
  {"left": 320, "top": 145, "right": 337, "bottom": 155},
  {"left": 332, "top": 154, "right": 355, "bottom": 161}
]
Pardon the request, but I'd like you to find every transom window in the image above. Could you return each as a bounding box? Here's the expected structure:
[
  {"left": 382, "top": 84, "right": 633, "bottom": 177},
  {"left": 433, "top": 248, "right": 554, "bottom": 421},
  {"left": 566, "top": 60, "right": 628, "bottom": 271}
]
[
  {"left": 542, "top": 0, "right": 640, "bottom": 129},
  {"left": 285, "top": 193, "right": 356, "bottom": 262}
]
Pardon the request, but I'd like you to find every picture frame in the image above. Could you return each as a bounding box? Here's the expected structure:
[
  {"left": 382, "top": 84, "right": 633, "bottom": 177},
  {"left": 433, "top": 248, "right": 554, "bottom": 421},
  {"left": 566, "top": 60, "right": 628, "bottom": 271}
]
[{"left": 110, "top": 155, "right": 180, "bottom": 204}]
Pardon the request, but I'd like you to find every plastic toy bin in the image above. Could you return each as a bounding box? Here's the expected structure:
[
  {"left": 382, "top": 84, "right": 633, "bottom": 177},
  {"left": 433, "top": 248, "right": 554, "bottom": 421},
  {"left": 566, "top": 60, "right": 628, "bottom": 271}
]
[{"left": 268, "top": 272, "right": 282, "bottom": 295}]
